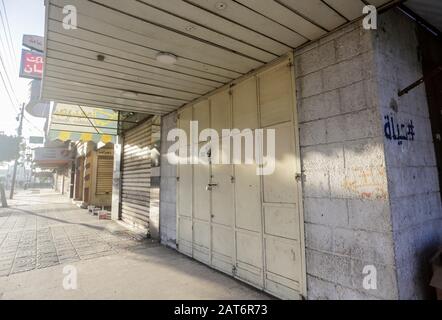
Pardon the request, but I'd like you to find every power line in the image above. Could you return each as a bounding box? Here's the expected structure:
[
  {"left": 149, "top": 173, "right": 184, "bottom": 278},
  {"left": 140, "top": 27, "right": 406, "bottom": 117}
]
[
  {"left": 0, "top": 0, "right": 18, "bottom": 69},
  {"left": 0, "top": 29, "right": 15, "bottom": 76},
  {"left": 0, "top": 53, "right": 19, "bottom": 104},
  {"left": 0, "top": 0, "right": 21, "bottom": 107},
  {"left": 0, "top": 69, "right": 19, "bottom": 113},
  {"left": 23, "top": 115, "right": 45, "bottom": 134}
]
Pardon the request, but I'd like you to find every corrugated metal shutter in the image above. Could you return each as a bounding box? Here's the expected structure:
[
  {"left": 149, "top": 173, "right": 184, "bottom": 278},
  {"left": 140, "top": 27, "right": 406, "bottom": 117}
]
[
  {"left": 121, "top": 119, "right": 152, "bottom": 231},
  {"left": 96, "top": 155, "right": 113, "bottom": 195}
]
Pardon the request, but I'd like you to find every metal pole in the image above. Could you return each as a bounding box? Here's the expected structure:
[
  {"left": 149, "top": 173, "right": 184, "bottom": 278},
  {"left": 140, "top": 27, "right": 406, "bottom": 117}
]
[{"left": 9, "top": 103, "right": 25, "bottom": 200}]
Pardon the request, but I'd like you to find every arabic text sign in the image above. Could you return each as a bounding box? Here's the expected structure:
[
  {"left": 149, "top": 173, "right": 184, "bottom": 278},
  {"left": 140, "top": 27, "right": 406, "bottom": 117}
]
[
  {"left": 19, "top": 50, "right": 44, "bottom": 80},
  {"left": 34, "top": 148, "right": 74, "bottom": 162},
  {"left": 23, "top": 35, "right": 44, "bottom": 52}
]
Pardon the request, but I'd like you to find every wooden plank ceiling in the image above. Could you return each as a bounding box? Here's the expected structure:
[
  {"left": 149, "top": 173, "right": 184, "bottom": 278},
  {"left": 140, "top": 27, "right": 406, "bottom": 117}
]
[{"left": 42, "top": 0, "right": 396, "bottom": 115}]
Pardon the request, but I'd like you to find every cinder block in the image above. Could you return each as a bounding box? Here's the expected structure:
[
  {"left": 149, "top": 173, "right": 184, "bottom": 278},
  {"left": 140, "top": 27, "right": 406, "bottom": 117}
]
[
  {"left": 307, "top": 275, "right": 339, "bottom": 300},
  {"left": 303, "top": 197, "right": 348, "bottom": 228},
  {"left": 323, "top": 57, "right": 365, "bottom": 92},
  {"left": 298, "top": 70, "right": 323, "bottom": 98},
  {"left": 302, "top": 171, "right": 330, "bottom": 198},
  {"left": 339, "top": 81, "right": 367, "bottom": 114},
  {"left": 296, "top": 40, "right": 336, "bottom": 77},
  {"left": 388, "top": 166, "right": 440, "bottom": 199},
  {"left": 326, "top": 109, "right": 381, "bottom": 144},
  {"left": 348, "top": 199, "right": 391, "bottom": 233},
  {"left": 299, "top": 120, "right": 327, "bottom": 146},
  {"left": 301, "top": 143, "right": 345, "bottom": 171},
  {"left": 344, "top": 138, "right": 386, "bottom": 170},
  {"left": 336, "top": 284, "right": 381, "bottom": 300},
  {"left": 329, "top": 166, "right": 388, "bottom": 200},
  {"left": 305, "top": 223, "right": 333, "bottom": 252},
  {"left": 336, "top": 28, "right": 364, "bottom": 62},
  {"left": 298, "top": 90, "right": 341, "bottom": 123},
  {"left": 332, "top": 227, "right": 354, "bottom": 257},
  {"left": 333, "top": 227, "right": 395, "bottom": 265},
  {"left": 306, "top": 249, "right": 352, "bottom": 287}
]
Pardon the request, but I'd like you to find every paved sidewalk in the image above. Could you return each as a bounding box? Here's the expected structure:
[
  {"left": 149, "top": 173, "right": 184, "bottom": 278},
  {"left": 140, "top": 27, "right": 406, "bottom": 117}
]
[{"left": 0, "top": 190, "right": 270, "bottom": 300}]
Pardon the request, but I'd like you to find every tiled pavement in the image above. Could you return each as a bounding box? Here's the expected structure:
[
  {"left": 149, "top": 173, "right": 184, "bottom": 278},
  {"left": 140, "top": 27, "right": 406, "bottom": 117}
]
[
  {"left": 0, "top": 190, "right": 150, "bottom": 278},
  {"left": 0, "top": 189, "right": 270, "bottom": 300}
]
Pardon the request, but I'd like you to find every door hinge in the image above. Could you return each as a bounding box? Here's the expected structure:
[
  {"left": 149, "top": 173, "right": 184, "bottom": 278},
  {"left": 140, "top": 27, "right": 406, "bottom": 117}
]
[
  {"left": 231, "top": 176, "right": 235, "bottom": 183},
  {"left": 295, "top": 173, "right": 303, "bottom": 182}
]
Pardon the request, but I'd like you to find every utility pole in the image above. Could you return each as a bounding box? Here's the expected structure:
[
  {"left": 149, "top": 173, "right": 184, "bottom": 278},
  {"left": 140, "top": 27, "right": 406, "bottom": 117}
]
[{"left": 10, "top": 103, "right": 25, "bottom": 200}]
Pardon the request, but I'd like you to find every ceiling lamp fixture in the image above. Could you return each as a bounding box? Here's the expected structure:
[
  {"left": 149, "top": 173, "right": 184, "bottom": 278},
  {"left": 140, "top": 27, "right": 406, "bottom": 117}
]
[
  {"left": 215, "top": 2, "right": 227, "bottom": 10},
  {"left": 156, "top": 52, "right": 178, "bottom": 65}
]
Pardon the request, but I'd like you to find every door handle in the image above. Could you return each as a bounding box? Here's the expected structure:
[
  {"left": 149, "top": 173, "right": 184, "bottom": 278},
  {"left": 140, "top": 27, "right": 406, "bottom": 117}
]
[{"left": 206, "top": 183, "right": 218, "bottom": 191}]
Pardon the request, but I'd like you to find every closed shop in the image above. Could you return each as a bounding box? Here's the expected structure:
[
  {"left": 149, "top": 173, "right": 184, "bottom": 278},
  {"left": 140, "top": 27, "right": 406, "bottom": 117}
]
[
  {"left": 96, "top": 150, "right": 114, "bottom": 196},
  {"left": 120, "top": 119, "right": 153, "bottom": 232},
  {"left": 176, "top": 58, "right": 305, "bottom": 299},
  {"left": 78, "top": 143, "right": 114, "bottom": 209}
]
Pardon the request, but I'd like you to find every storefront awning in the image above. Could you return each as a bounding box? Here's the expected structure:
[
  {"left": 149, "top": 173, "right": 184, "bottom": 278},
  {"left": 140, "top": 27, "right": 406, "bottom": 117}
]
[
  {"left": 48, "top": 103, "right": 118, "bottom": 144},
  {"left": 41, "top": 0, "right": 398, "bottom": 116}
]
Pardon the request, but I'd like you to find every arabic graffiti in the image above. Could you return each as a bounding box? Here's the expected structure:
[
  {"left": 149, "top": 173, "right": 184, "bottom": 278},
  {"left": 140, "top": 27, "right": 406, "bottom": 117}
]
[{"left": 384, "top": 114, "right": 415, "bottom": 145}]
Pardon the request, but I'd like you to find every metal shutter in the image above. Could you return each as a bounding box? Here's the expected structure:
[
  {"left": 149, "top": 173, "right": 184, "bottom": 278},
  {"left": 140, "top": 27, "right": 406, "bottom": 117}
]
[
  {"left": 96, "top": 155, "right": 113, "bottom": 195},
  {"left": 121, "top": 119, "right": 152, "bottom": 231}
]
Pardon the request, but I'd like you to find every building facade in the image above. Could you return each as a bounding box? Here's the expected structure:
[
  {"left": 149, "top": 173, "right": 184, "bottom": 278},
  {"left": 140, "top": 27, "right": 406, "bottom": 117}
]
[{"left": 40, "top": 1, "right": 442, "bottom": 300}]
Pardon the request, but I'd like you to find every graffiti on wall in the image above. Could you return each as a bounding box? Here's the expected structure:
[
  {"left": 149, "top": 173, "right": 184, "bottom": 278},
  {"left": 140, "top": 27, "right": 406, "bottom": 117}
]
[
  {"left": 384, "top": 114, "right": 415, "bottom": 145},
  {"left": 342, "top": 167, "right": 388, "bottom": 200}
]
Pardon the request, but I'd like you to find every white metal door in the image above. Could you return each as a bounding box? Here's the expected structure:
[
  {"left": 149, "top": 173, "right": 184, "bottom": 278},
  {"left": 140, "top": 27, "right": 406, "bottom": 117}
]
[
  {"left": 258, "top": 63, "right": 303, "bottom": 299},
  {"left": 177, "top": 107, "right": 193, "bottom": 256},
  {"left": 192, "top": 101, "right": 211, "bottom": 264},
  {"left": 176, "top": 57, "right": 305, "bottom": 300},
  {"left": 231, "top": 77, "right": 265, "bottom": 287},
  {"left": 209, "top": 91, "right": 235, "bottom": 274}
]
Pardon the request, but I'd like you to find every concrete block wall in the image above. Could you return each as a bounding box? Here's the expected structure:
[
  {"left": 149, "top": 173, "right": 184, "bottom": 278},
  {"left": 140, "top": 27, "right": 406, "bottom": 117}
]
[
  {"left": 159, "top": 112, "right": 178, "bottom": 249},
  {"left": 373, "top": 10, "right": 442, "bottom": 299},
  {"left": 155, "top": 9, "right": 442, "bottom": 300},
  {"left": 295, "top": 21, "right": 398, "bottom": 300}
]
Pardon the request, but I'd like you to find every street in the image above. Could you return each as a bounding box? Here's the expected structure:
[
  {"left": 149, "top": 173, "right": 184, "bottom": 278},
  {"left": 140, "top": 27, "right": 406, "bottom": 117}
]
[{"left": 0, "top": 190, "right": 269, "bottom": 300}]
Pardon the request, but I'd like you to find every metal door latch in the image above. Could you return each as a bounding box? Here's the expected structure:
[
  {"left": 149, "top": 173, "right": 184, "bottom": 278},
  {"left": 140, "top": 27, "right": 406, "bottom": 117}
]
[{"left": 206, "top": 183, "right": 218, "bottom": 191}]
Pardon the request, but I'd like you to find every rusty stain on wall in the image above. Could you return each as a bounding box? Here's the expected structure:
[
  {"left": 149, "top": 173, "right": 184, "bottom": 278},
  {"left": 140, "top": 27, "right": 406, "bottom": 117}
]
[{"left": 342, "top": 167, "right": 388, "bottom": 200}]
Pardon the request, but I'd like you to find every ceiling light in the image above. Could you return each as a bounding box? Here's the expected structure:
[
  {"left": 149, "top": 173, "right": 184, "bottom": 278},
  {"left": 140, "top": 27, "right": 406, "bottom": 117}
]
[
  {"left": 156, "top": 52, "right": 178, "bottom": 65},
  {"left": 215, "top": 2, "right": 227, "bottom": 10}
]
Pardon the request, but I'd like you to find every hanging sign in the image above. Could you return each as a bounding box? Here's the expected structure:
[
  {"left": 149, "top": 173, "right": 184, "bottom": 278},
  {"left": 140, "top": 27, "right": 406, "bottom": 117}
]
[
  {"left": 19, "top": 49, "right": 44, "bottom": 80},
  {"left": 22, "top": 35, "right": 44, "bottom": 52}
]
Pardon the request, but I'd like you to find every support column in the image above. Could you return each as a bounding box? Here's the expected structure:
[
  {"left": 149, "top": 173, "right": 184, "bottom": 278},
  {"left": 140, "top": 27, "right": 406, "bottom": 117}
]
[{"left": 111, "top": 136, "right": 123, "bottom": 221}]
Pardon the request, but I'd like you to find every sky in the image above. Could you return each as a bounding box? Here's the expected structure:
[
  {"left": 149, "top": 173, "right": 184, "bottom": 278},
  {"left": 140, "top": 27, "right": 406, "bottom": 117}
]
[{"left": 0, "top": 0, "right": 46, "bottom": 138}]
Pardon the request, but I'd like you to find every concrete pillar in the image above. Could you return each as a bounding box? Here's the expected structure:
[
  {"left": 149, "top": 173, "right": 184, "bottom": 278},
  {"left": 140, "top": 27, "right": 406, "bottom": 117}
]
[{"left": 111, "top": 136, "right": 123, "bottom": 221}]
